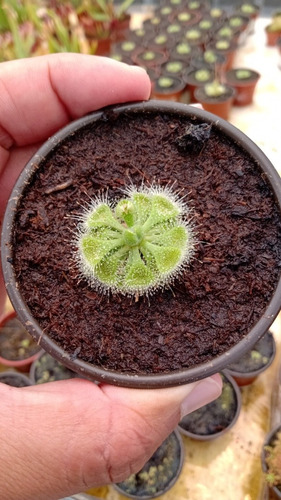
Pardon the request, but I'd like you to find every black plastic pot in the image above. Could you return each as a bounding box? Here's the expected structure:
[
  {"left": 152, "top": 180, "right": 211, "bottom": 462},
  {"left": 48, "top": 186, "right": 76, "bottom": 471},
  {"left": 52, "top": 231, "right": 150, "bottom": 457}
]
[
  {"left": 29, "top": 350, "right": 78, "bottom": 384},
  {"left": 114, "top": 430, "right": 184, "bottom": 499},
  {"left": 0, "top": 371, "right": 32, "bottom": 387},
  {"left": 224, "top": 330, "right": 276, "bottom": 386},
  {"left": 2, "top": 100, "right": 281, "bottom": 389},
  {"left": 177, "top": 371, "right": 241, "bottom": 440},
  {"left": 0, "top": 309, "right": 42, "bottom": 372},
  {"left": 261, "top": 424, "right": 281, "bottom": 499}
]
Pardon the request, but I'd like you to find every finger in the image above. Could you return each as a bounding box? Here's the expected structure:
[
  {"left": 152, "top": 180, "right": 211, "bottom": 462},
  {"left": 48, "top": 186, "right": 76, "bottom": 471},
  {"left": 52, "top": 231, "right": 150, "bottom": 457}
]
[
  {"left": 0, "top": 375, "right": 221, "bottom": 499},
  {"left": 0, "top": 53, "right": 151, "bottom": 148}
]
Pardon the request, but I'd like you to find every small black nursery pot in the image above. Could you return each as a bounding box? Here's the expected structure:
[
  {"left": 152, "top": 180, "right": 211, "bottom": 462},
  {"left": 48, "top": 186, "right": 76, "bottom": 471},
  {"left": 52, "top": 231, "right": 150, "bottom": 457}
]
[
  {"left": 114, "top": 430, "right": 184, "bottom": 499},
  {"left": 29, "top": 350, "right": 78, "bottom": 384},
  {"left": 225, "top": 330, "right": 276, "bottom": 386},
  {"left": 0, "top": 309, "right": 42, "bottom": 372},
  {"left": 0, "top": 371, "right": 32, "bottom": 387},
  {"left": 2, "top": 100, "right": 281, "bottom": 389},
  {"left": 178, "top": 372, "right": 241, "bottom": 440}
]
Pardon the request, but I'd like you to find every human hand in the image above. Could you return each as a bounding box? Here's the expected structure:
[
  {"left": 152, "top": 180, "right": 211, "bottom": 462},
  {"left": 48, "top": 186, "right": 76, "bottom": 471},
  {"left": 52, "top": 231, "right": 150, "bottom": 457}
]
[
  {"left": 1, "top": 375, "right": 221, "bottom": 499},
  {"left": 0, "top": 54, "right": 222, "bottom": 500},
  {"left": 0, "top": 53, "right": 151, "bottom": 313}
]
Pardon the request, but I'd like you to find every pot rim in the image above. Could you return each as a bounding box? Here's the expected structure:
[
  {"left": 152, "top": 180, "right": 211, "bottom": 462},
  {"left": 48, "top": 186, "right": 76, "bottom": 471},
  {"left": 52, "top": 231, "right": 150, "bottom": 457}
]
[
  {"left": 225, "top": 67, "right": 260, "bottom": 85},
  {"left": 224, "top": 330, "right": 276, "bottom": 381},
  {"left": 113, "top": 429, "right": 184, "bottom": 499},
  {"left": 194, "top": 84, "right": 236, "bottom": 103},
  {"left": 0, "top": 370, "right": 32, "bottom": 386},
  {"left": 2, "top": 100, "right": 281, "bottom": 388},
  {"left": 177, "top": 371, "right": 242, "bottom": 440}
]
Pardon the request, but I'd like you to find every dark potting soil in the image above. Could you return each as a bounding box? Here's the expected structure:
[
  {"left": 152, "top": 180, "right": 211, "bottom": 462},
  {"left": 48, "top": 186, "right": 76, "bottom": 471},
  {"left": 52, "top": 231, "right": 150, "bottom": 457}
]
[
  {"left": 226, "top": 330, "right": 274, "bottom": 373},
  {"left": 12, "top": 110, "right": 281, "bottom": 375},
  {"left": 178, "top": 373, "right": 238, "bottom": 435},
  {"left": 116, "top": 431, "right": 182, "bottom": 497}
]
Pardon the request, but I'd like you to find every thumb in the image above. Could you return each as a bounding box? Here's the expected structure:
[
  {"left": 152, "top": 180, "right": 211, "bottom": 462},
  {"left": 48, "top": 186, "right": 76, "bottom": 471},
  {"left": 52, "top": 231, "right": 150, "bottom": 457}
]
[
  {"left": 100, "top": 374, "right": 222, "bottom": 482},
  {"left": 0, "top": 375, "right": 221, "bottom": 500}
]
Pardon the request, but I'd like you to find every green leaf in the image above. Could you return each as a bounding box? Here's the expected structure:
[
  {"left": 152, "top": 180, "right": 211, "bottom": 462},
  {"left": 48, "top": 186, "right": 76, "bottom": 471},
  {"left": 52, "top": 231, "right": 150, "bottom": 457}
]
[
  {"left": 95, "top": 254, "right": 121, "bottom": 285},
  {"left": 125, "top": 259, "right": 155, "bottom": 288},
  {"left": 81, "top": 234, "right": 121, "bottom": 267},
  {"left": 145, "top": 243, "right": 182, "bottom": 273},
  {"left": 86, "top": 204, "right": 123, "bottom": 231},
  {"left": 148, "top": 226, "right": 188, "bottom": 248},
  {"left": 116, "top": 0, "right": 135, "bottom": 18},
  {"left": 143, "top": 194, "right": 180, "bottom": 230},
  {"left": 131, "top": 192, "right": 151, "bottom": 224}
]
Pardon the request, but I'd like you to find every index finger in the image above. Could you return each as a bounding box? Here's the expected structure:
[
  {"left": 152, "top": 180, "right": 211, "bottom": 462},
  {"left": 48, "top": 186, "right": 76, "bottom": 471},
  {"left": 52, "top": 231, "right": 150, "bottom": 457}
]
[{"left": 0, "top": 53, "right": 151, "bottom": 149}]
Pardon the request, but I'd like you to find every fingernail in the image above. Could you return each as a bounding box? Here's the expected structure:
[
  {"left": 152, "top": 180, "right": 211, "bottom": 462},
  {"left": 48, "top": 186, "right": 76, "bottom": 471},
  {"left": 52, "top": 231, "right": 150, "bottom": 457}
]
[{"left": 180, "top": 375, "right": 222, "bottom": 419}]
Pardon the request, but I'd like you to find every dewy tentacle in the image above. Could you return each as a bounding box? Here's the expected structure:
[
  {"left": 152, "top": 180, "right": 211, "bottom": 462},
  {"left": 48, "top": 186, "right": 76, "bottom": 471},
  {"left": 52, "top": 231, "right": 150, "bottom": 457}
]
[{"left": 76, "top": 185, "right": 196, "bottom": 297}]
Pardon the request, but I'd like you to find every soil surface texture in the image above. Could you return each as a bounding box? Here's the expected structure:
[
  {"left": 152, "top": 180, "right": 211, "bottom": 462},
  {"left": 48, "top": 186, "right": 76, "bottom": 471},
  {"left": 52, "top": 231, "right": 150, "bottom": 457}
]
[{"left": 12, "top": 110, "right": 281, "bottom": 375}]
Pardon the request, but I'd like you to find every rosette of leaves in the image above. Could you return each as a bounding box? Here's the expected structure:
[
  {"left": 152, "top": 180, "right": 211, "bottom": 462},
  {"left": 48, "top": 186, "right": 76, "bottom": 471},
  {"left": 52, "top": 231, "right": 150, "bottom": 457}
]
[{"left": 76, "top": 185, "right": 195, "bottom": 297}]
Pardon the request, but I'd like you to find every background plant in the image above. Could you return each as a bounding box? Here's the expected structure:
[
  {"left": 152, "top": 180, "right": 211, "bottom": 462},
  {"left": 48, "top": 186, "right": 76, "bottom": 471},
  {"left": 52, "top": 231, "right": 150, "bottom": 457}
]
[
  {"left": 265, "top": 431, "right": 281, "bottom": 488},
  {"left": 0, "top": 0, "right": 135, "bottom": 60}
]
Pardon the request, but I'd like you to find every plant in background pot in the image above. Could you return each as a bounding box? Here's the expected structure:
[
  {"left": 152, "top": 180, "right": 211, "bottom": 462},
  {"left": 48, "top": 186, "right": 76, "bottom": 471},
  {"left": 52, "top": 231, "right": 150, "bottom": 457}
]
[
  {"left": 0, "top": 310, "right": 42, "bottom": 372},
  {"left": 142, "top": 16, "right": 165, "bottom": 35},
  {"left": 29, "top": 351, "right": 77, "bottom": 384},
  {"left": 215, "top": 25, "right": 237, "bottom": 42},
  {"left": 225, "top": 330, "right": 276, "bottom": 387},
  {"left": 225, "top": 67, "right": 260, "bottom": 106},
  {"left": 194, "top": 79, "right": 236, "bottom": 119},
  {"left": 235, "top": 2, "right": 260, "bottom": 34},
  {"left": 148, "top": 32, "right": 175, "bottom": 53},
  {"left": 76, "top": 0, "right": 134, "bottom": 45},
  {"left": 183, "top": 67, "right": 215, "bottom": 102},
  {"left": 114, "top": 430, "right": 184, "bottom": 499},
  {"left": 262, "top": 424, "right": 281, "bottom": 499},
  {"left": 207, "top": 38, "right": 237, "bottom": 70},
  {"left": 162, "top": 60, "right": 185, "bottom": 79},
  {"left": 126, "top": 27, "right": 152, "bottom": 48},
  {"left": 132, "top": 48, "right": 168, "bottom": 70},
  {"left": 183, "top": 27, "right": 205, "bottom": 47},
  {"left": 0, "top": 371, "right": 32, "bottom": 387},
  {"left": 170, "top": 42, "right": 200, "bottom": 63},
  {"left": 178, "top": 372, "right": 241, "bottom": 440},
  {"left": 236, "top": 2, "right": 260, "bottom": 21},
  {"left": 2, "top": 101, "right": 281, "bottom": 389},
  {"left": 153, "top": 5, "right": 174, "bottom": 23},
  {"left": 228, "top": 14, "right": 251, "bottom": 43},
  {"left": 209, "top": 7, "right": 227, "bottom": 25},
  {"left": 265, "top": 12, "right": 281, "bottom": 47},
  {"left": 150, "top": 75, "right": 186, "bottom": 101},
  {"left": 165, "top": 22, "right": 183, "bottom": 39},
  {"left": 108, "top": 0, "right": 135, "bottom": 42},
  {"left": 174, "top": 11, "right": 201, "bottom": 29},
  {"left": 110, "top": 39, "right": 138, "bottom": 62},
  {"left": 200, "top": 49, "right": 227, "bottom": 76}
]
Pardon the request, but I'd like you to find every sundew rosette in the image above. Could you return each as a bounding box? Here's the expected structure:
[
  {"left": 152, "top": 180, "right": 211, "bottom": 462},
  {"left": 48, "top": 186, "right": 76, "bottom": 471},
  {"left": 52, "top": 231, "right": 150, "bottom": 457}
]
[{"left": 75, "top": 185, "right": 196, "bottom": 297}]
